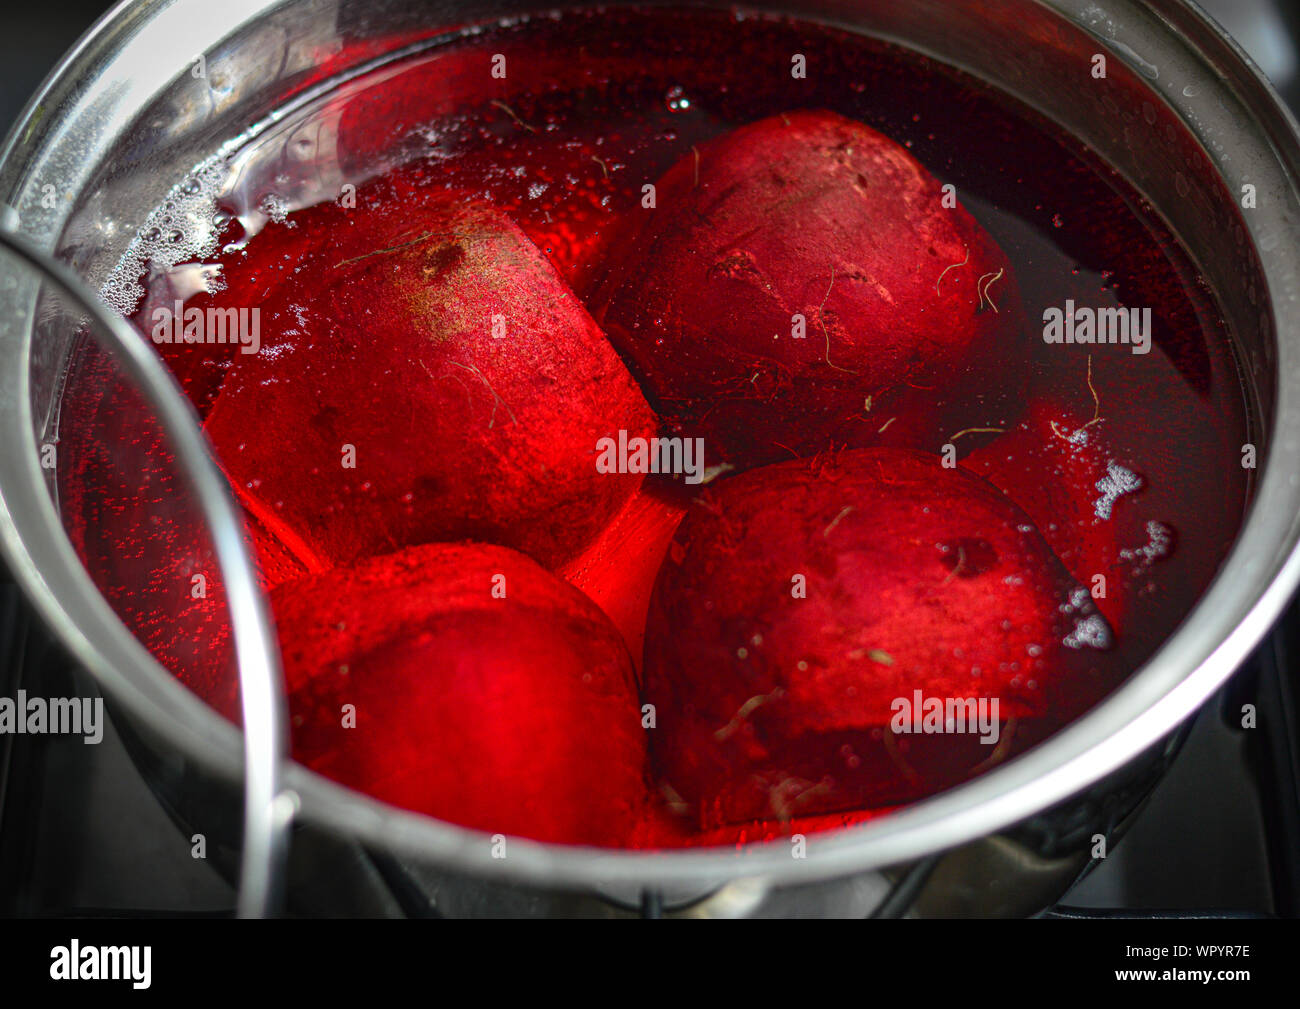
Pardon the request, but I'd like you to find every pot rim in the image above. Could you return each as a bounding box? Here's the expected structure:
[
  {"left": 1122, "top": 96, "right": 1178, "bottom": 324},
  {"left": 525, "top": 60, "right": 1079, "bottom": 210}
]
[{"left": 1, "top": 0, "right": 1298, "bottom": 890}]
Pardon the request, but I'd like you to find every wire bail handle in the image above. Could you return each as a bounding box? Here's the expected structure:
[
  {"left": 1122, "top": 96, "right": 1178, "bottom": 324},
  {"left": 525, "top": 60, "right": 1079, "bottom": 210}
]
[{"left": 0, "top": 225, "right": 293, "bottom": 917}]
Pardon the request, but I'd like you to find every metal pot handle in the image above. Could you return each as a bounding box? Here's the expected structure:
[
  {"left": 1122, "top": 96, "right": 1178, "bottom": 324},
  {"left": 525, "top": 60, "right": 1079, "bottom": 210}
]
[{"left": 0, "top": 226, "right": 292, "bottom": 918}]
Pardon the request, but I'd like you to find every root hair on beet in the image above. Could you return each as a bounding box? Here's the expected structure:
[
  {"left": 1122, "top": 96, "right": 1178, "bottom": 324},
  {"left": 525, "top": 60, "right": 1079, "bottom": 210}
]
[
  {"left": 935, "top": 243, "right": 970, "bottom": 295},
  {"left": 977, "top": 267, "right": 1005, "bottom": 313},
  {"left": 489, "top": 99, "right": 537, "bottom": 133},
  {"left": 447, "top": 359, "right": 518, "bottom": 428},
  {"left": 769, "top": 776, "right": 833, "bottom": 823},
  {"left": 715, "top": 690, "right": 782, "bottom": 742},
  {"left": 822, "top": 505, "right": 854, "bottom": 538},
  {"left": 659, "top": 781, "right": 690, "bottom": 815},
  {"left": 1048, "top": 355, "right": 1103, "bottom": 442},
  {"left": 970, "top": 716, "right": 1019, "bottom": 774},
  {"left": 817, "top": 266, "right": 859, "bottom": 374},
  {"left": 332, "top": 229, "right": 446, "bottom": 269},
  {"left": 948, "top": 425, "right": 1005, "bottom": 442},
  {"left": 699, "top": 462, "right": 735, "bottom": 484},
  {"left": 942, "top": 543, "right": 968, "bottom": 585}
]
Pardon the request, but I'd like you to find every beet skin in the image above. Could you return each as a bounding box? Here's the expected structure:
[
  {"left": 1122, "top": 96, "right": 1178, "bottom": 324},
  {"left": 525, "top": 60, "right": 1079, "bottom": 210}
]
[
  {"left": 272, "top": 542, "right": 648, "bottom": 846},
  {"left": 643, "top": 448, "right": 1112, "bottom": 827},
  {"left": 205, "top": 190, "right": 656, "bottom": 572},
  {"left": 963, "top": 395, "right": 1151, "bottom": 632},
  {"left": 593, "top": 109, "right": 1024, "bottom": 469}
]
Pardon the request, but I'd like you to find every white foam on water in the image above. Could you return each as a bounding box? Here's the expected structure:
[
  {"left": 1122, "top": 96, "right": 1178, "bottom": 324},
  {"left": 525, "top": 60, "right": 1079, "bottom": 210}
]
[
  {"left": 1059, "top": 585, "right": 1114, "bottom": 651},
  {"left": 95, "top": 49, "right": 440, "bottom": 321},
  {"left": 1064, "top": 613, "right": 1113, "bottom": 650},
  {"left": 1094, "top": 460, "right": 1143, "bottom": 520},
  {"left": 1119, "top": 520, "right": 1174, "bottom": 570},
  {"left": 99, "top": 157, "right": 232, "bottom": 319}
]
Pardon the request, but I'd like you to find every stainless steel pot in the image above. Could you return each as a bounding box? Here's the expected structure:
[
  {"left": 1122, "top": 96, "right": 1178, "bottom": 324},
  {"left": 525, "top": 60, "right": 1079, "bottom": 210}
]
[{"left": 1, "top": 0, "right": 1298, "bottom": 916}]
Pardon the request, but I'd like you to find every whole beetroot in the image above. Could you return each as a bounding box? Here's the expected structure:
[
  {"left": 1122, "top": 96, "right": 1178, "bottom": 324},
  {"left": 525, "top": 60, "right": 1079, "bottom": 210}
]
[
  {"left": 204, "top": 189, "right": 656, "bottom": 571},
  {"left": 964, "top": 349, "right": 1240, "bottom": 653},
  {"left": 643, "top": 448, "right": 1112, "bottom": 827},
  {"left": 273, "top": 542, "right": 649, "bottom": 846},
  {"left": 963, "top": 393, "right": 1152, "bottom": 633},
  {"left": 592, "top": 109, "right": 1024, "bottom": 469}
]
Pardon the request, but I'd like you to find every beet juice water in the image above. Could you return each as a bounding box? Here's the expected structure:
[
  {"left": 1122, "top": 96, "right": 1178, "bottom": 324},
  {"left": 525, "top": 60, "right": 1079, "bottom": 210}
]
[{"left": 57, "top": 8, "right": 1251, "bottom": 848}]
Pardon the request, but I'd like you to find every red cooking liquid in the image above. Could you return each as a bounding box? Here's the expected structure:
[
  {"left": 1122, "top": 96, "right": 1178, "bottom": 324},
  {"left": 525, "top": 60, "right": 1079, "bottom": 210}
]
[{"left": 57, "top": 8, "right": 1253, "bottom": 849}]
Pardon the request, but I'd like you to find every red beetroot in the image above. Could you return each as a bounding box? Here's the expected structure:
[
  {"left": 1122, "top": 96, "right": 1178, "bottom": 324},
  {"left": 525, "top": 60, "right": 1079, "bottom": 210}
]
[
  {"left": 962, "top": 390, "right": 1153, "bottom": 632},
  {"left": 204, "top": 190, "right": 656, "bottom": 571},
  {"left": 273, "top": 542, "right": 648, "bottom": 846},
  {"left": 592, "top": 109, "right": 1024, "bottom": 469},
  {"left": 643, "top": 448, "right": 1112, "bottom": 828}
]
